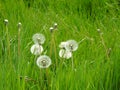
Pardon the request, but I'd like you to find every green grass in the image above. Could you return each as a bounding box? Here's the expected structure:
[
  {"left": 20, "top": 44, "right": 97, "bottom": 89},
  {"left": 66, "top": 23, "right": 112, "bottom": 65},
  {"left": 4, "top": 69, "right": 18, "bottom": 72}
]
[{"left": 0, "top": 0, "right": 120, "bottom": 90}]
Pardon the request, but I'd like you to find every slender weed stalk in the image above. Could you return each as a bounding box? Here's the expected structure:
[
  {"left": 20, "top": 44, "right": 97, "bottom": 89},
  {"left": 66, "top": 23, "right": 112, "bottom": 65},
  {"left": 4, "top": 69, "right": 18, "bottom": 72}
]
[
  {"left": 78, "top": 37, "right": 87, "bottom": 45},
  {"left": 4, "top": 19, "right": 10, "bottom": 59},
  {"left": 45, "top": 68, "right": 50, "bottom": 90},
  {"left": 52, "top": 34, "right": 57, "bottom": 65},
  {"left": 97, "top": 29, "right": 110, "bottom": 60},
  {"left": 49, "top": 24, "right": 58, "bottom": 66},
  {"left": 48, "top": 26, "right": 57, "bottom": 89},
  {"left": 71, "top": 55, "right": 74, "bottom": 71},
  {"left": 18, "top": 22, "right": 22, "bottom": 57},
  {"left": 49, "top": 27, "right": 54, "bottom": 57}
]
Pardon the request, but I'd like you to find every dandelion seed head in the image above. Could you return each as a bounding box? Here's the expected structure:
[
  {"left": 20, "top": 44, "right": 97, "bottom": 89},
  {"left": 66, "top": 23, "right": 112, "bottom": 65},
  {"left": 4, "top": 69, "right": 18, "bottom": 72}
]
[
  {"left": 53, "top": 23, "right": 58, "bottom": 29},
  {"left": 30, "top": 44, "right": 43, "bottom": 55},
  {"left": 18, "top": 22, "right": 22, "bottom": 28},
  {"left": 97, "top": 29, "right": 103, "bottom": 35},
  {"left": 36, "top": 55, "right": 52, "bottom": 68},
  {"left": 54, "top": 23, "right": 57, "bottom": 26},
  {"left": 18, "top": 22, "right": 22, "bottom": 31},
  {"left": 59, "top": 49, "right": 72, "bottom": 59},
  {"left": 49, "top": 27, "right": 54, "bottom": 32},
  {"left": 32, "top": 33, "right": 45, "bottom": 44},
  {"left": 4, "top": 19, "right": 8, "bottom": 25},
  {"left": 65, "top": 40, "right": 78, "bottom": 52},
  {"left": 59, "top": 42, "right": 67, "bottom": 48}
]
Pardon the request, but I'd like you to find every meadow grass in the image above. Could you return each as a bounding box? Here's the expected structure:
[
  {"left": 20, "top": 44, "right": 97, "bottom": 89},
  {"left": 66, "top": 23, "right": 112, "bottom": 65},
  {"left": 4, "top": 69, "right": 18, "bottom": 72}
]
[{"left": 0, "top": 0, "right": 120, "bottom": 90}]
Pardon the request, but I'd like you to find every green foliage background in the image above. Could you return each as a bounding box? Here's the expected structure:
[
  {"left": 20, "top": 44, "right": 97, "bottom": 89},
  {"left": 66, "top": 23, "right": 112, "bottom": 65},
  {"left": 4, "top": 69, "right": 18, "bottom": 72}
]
[{"left": 0, "top": 0, "right": 120, "bottom": 90}]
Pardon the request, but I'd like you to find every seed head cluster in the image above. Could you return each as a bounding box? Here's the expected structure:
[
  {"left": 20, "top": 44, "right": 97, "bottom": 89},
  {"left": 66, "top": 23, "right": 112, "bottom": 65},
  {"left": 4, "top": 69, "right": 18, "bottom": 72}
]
[
  {"left": 30, "top": 33, "right": 52, "bottom": 68},
  {"left": 30, "top": 23, "right": 79, "bottom": 69},
  {"left": 59, "top": 40, "right": 78, "bottom": 59}
]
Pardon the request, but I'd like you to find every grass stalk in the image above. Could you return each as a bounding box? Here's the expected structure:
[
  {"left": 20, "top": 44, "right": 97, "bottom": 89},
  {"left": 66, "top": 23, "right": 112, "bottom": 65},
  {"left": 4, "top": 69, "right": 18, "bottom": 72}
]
[
  {"left": 97, "top": 29, "right": 110, "bottom": 60},
  {"left": 71, "top": 55, "right": 74, "bottom": 71},
  {"left": 4, "top": 19, "right": 10, "bottom": 58},
  {"left": 18, "top": 22, "right": 22, "bottom": 57}
]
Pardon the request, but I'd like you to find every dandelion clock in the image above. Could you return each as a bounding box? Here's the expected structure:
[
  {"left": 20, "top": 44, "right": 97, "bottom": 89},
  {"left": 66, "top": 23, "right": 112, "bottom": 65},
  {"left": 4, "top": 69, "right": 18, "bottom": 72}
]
[
  {"left": 36, "top": 55, "right": 52, "bottom": 68},
  {"left": 30, "top": 44, "right": 43, "bottom": 55},
  {"left": 59, "top": 49, "right": 72, "bottom": 59},
  {"left": 32, "top": 33, "right": 45, "bottom": 45},
  {"left": 65, "top": 40, "right": 78, "bottom": 52},
  {"left": 59, "top": 42, "right": 67, "bottom": 49}
]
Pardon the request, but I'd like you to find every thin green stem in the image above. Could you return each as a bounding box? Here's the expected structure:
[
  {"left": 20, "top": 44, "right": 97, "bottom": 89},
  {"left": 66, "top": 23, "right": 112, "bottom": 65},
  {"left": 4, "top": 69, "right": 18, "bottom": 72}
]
[
  {"left": 18, "top": 29, "right": 20, "bottom": 57},
  {"left": 53, "top": 35, "right": 57, "bottom": 66},
  {"left": 71, "top": 55, "right": 74, "bottom": 71},
  {"left": 6, "top": 25, "right": 10, "bottom": 59},
  {"left": 78, "top": 37, "right": 86, "bottom": 45},
  {"left": 100, "top": 34, "right": 110, "bottom": 60}
]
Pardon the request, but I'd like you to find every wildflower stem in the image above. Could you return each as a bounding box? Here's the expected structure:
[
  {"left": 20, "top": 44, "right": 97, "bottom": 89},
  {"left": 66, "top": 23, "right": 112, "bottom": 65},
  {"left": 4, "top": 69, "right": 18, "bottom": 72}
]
[
  {"left": 100, "top": 34, "right": 110, "bottom": 60},
  {"left": 45, "top": 68, "right": 50, "bottom": 89},
  {"left": 71, "top": 55, "right": 74, "bottom": 70},
  {"left": 50, "top": 31, "right": 57, "bottom": 66},
  {"left": 53, "top": 35, "right": 57, "bottom": 66},
  {"left": 78, "top": 37, "right": 86, "bottom": 44},
  {"left": 49, "top": 35, "right": 53, "bottom": 57},
  {"left": 18, "top": 22, "right": 22, "bottom": 57},
  {"left": 18, "top": 28, "right": 20, "bottom": 57},
  {"left": 5, "top": 23, "right": 10, "bottom": 58},
  {"left": 40, "top": 69, "right": 44, "bottom": 89},
  {"left": 49, "top": 38, "right": 53, "bottom": 73},
  {"left": 98, "top": 29, "right": 110, "bottom": 60}
]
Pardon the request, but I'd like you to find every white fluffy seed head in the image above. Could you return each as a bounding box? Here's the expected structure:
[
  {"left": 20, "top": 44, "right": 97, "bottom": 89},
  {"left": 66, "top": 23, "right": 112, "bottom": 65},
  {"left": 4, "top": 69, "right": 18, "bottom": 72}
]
[
  {"left": 53, "top": 23, "right": 58, "bottom": 29},
  {"left": 49, "top": 27, "right": 54, "bottom": 32},
  {"left": 54, "top": 23, "right": 57, "bottom": 26},
  {"left": 30, "top": 44, "right": 43, "bottom": 55},
  {"left": 36, "top": 55, "right": 52, "bottom": 68},
  {"left": 59, "top": 49, "right": 72, "bottom": 59},
  {"left": 18, "top": 22, "right": 22, "bottom": 28},
  {"left": 59, "top": 42, "right": 67, "bottom": 49},
  {"left": 18, "top": 22, "right": 22, "bottom": 31},
  {"left": 32, "top": 33, "right": 45, "bottom": 44},
  {"left": 65, "top": 40, "right": 78, "bottom": 52},
  {"left": 4, "top": 19, "right": 8, "bottom": 25}
]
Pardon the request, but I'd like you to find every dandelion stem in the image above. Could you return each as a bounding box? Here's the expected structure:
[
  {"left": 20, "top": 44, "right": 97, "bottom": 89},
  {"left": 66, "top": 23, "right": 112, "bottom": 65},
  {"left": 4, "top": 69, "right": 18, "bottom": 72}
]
[
  {"left": 71, "top": 55, "right": 74, "bottom": 70},
  {"left": 53, "top": 35, "right": 57, "bottom": 66},
  {"left": 18, "top": 28, "right": 20, "bottom": 56},
  {"left": 49, "top": 35, "right": 53, "bottom": 57},
  {"left": 71, "top": 56, "right": 74, "bottom": 70},
  {"left": 45, "top": 68, "right": 50, "bottom": 90},
  {"left": 18, "top": 22, "right": 22, "bottom": 57},
  {"left": 5, "top": 22, "right": 10, "bottom": 58},
  {"left": 98, "top": 29, "right": 110, "bottom": 60},
  {"left": 50, "top": 31, "right": 57, "bottom": 66},
  {"left": 100, "top": 34, "right": 110, "bottom": 60},
  {"left": 78, "top": 37, "right": 86, "bottom": 45}
]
